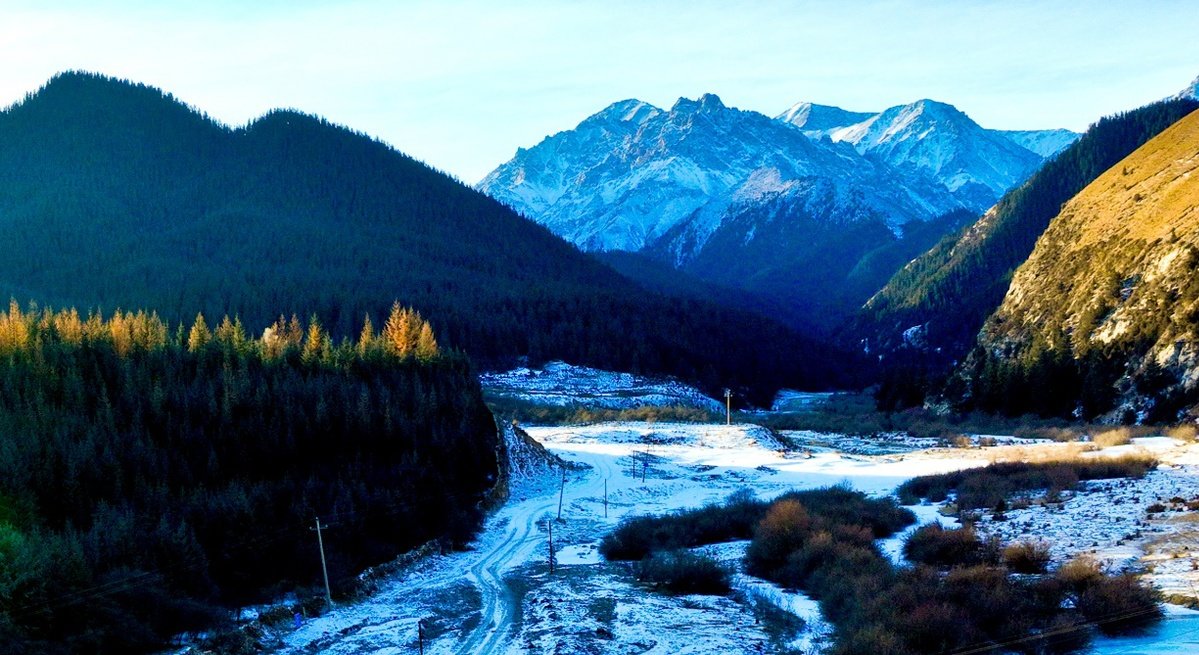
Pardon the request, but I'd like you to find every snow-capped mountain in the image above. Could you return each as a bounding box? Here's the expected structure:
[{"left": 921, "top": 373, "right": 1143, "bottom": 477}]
[
  {"left": 478, "top": 93, "right": 1077, "bottom": 331},
  {"left": 484, "top": 94, "right": 1076, "bottom": 255},
  {"left": 480, "top": 94, "right": 964, "bottom": 254},
  {"left": 781, "top": 99, "right": 1068, "bottom": 210},
  {"left": 779, "top": 100, "right": 1078, "bottom": 208}
]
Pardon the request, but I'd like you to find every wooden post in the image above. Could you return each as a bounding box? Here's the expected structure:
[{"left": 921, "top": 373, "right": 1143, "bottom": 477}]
[
  {"left": 603, "top": 478, "right": 608, "bottom": 518},
  {"left": 310, "top": 518, "right": 333, "bottom": 608},
  {"left": 556, "top": 465, "right": 566, "bottom": 520},
  {"left": 548, "top": 519, "right": 555, "bottom": 574}
]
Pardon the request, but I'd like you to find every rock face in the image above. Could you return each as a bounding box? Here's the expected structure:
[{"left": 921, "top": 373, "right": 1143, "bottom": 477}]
[{"left": 969, "top": 107, "right": 1199, "bottom": 420}]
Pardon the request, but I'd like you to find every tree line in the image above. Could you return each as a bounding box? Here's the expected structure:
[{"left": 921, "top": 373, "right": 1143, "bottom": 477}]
[
  {"left": 0, "top": 71, "right": 850, "bottom": 405},
  {"left": 0, "top": 302, "right": 497, "bottom": 654}
]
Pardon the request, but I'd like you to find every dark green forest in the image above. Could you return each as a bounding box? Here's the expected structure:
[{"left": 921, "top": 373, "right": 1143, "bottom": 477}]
[
  {"left": 847, "top": 97, "right": 1199, "bottom": 409},
  {"left": 0, "top": 303, "right": 498, "bottom": 654},
  {"left": 0, "top": 72, "right": 849, "bottom": 405}
]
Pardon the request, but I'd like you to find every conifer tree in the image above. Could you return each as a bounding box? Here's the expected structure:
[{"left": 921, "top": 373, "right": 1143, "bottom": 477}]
[
  {"left": 383, "top": 302, "right": 419, "bottom": 358},
  {"left": 302, "top": 316, "right": 328, "bottom": 364},
  {"left": 357, "top": 314, "right": 377, "bottom": 358},
  {"left": 187, "top": 313, "right": 211, "bottom": 352},
  {"left": 416, "top": 321, "right": 439, "bottom": 361}
]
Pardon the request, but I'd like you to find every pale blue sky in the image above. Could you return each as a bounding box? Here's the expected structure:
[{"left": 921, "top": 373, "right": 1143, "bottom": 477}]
[{"left": 2, "top": 1, "right": 1196, "bottom": 182}]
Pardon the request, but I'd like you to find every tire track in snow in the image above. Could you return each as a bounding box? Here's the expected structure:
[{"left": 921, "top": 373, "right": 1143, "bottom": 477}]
[{"left": 454, "top": 464, "right": 607, "bottom": 655}]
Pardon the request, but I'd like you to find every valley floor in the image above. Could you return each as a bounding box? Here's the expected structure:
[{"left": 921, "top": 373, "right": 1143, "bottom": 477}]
[{"left": 270, "top": 422, "right": 1199, "bottom": 655}]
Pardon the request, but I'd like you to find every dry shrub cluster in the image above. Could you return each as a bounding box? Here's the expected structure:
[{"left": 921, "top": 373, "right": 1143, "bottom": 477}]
[
  {"left": 635, "top": 550, "right": 731, "bottom": 595},
  {"left": 1002, "top": 541, "right": 1053, "bottom": 574},
  {"left": 1091, "top": 427, "right": 1134, "bottom": 448},
  {"left": 599, "top": 489, "right": 763, "bottom": 561},
  {"left": 487, "top": 396, "right": 720, "bottom": 426},
  {"left": 604, "top": 482, "right": 1164, "bottom": 653},
  {"left": 897, "top": 456, "right": 1156, "bottom": 509},
  {"left": 902, "top": 525, "right": 1000, "bottom": 568}
]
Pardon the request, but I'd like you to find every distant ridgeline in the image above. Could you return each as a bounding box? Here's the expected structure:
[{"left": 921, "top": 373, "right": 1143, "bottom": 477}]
[
  {"left": 0, "top": 302, "right": 498, "bottom": 653},
  {"left": 0, "top": 71, "right": 851, "bottom": 403}
]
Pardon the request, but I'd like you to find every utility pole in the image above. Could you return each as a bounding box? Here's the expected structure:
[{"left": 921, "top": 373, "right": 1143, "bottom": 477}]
[
  {"left": 603, "top": 478, "right": 608, "bottom": 518},
  {"left": 556, "top": 465, "right": 566, "bottom": 521},
  {"left": 547, "top": 519, "right": 555, "bottom": 574},
  {"left": 417, "top": 618, "right": 426, "bottom": 655},
  {"left": 311, "top": 517, "right": 333, "bottom": 608},
  {"left": 724, "top": 388, "right": 732, "bottom": 425}
]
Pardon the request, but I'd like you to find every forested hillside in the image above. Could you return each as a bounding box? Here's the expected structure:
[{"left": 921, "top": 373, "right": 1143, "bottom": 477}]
[
  {"left": 964, "top": 108, "right": 1199, "bottom": 420},
  {"left": 0, "top": 303, "right": 496, "bottom": 654},
  {"left": 0, "top": 72, "right": 844, "bottom": 403},
  {"left": 847, "top": 97, "right": 1199, "bottom": 407}
]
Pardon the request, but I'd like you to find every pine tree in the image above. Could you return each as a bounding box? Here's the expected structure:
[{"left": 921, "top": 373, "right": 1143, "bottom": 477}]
[
  {"left": 187, "top": 313, "right": 212, "bottom": 352},
  {"left": 302, "top": 316, "right": 329, "bottom": 365},
  {"left": 357, "top": 314, "right": 377, "bottom": 359},
  {"left": 415, "top": 321, "right": 439, "bottom": 361},
  {"left": 383, "top": 302, "right": 419, "bottom": 358}
]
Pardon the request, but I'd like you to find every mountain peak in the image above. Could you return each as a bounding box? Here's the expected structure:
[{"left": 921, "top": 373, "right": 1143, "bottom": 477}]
[
  {"left": 590, "top": 98, "right": 662, "bottom": 125},
  {"left": 671, "top": 93, "right": 727, "bottom": 114},
  {"left": 903, "top": 98, "right": 965, "bottom": 119}
]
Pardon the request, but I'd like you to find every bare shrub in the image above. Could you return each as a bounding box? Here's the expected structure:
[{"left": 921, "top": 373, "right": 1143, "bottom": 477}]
[
  {"left": 1076, "top": 574, "right": 1163, "bottom": 636},
  {"left": 903, "top": 524, "right": 991, "bottom": 567},
  {"left": 745, "top": 500, "right": 812, "bottom": 577},
  {"left": 898, "top": 456, "right": 1156, "bottom": 509},
  {"left": 635, "top": 550, "right": 731, "bottom": 595},
  {"left": 1002, "top": 541, "right": 1052, "bottom": 573},
  {"left": 1092, "top": 427, "right": 1133, "bottom": 448},
  {"left": 1167, "top": 423, "right": 1198, "bottom": 442},
  {"left": 1056, "top": 556, "right": 1105, "bottom": 593},
  {"left": 1014, "top": 426, "right": 1084, "bottom": 442}
]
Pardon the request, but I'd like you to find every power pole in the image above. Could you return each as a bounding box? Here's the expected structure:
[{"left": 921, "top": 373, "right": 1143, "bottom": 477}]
[
  {"left": 547, "top": 519, "right": 555, "bottom": 574},
  {"left": 311, "top": 518, "right": 333, "bottom": 608},
  {"left": 724, "top": 388, "right": 732, "bottom": 425},
  {"left": 556, "top": 465, "right": 566, "bottom": 521}
]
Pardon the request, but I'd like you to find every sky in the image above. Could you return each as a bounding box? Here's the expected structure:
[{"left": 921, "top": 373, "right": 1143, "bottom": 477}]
[{"left": 1, "top": 0, "right": 1197, "bottom": 182}]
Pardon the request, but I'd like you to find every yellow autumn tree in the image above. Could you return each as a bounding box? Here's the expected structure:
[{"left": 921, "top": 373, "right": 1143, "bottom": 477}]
[
  {"left": 357, "top": 314, "right": 382, "bottom": 359},
  {"left": 415, "top": 321, "right": 439, "bottom": 360},
  {"left": 187, "top": 313, "right": 212, "bottom": 352},
  {"left": 301, "top": 316, "right": 330, "bottom": 364},
  {"left": 382, "top": 302, "right": 421, "bottom": 358}
]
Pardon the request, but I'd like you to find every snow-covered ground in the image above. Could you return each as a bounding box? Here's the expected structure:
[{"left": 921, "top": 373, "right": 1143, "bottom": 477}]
[
  {"left": 480, "top": 361, "right": 723, "bottom": 412},
  {"left": 266, "top": 423, "right": 1199, "bottom": 655}
]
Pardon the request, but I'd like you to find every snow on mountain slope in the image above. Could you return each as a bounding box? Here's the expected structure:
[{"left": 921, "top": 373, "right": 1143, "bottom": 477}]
[
  {"left": 480, "top": 94, "right": 965, "bottom": 255},
  {"left": 776, "top": 101, "right": 874, "bottom": 134},
  {"left": 1177, "top": 73, "right": 1199, "bottom": 100},
  {"left": 997, "top": 128, "right": 1080, "bottom": 157},
  {"left": 480, "top": 360, "right": 723, "bottom": 413},
  {"left": 827, "top": 99, "right": 1048, "bottom": 209}
]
